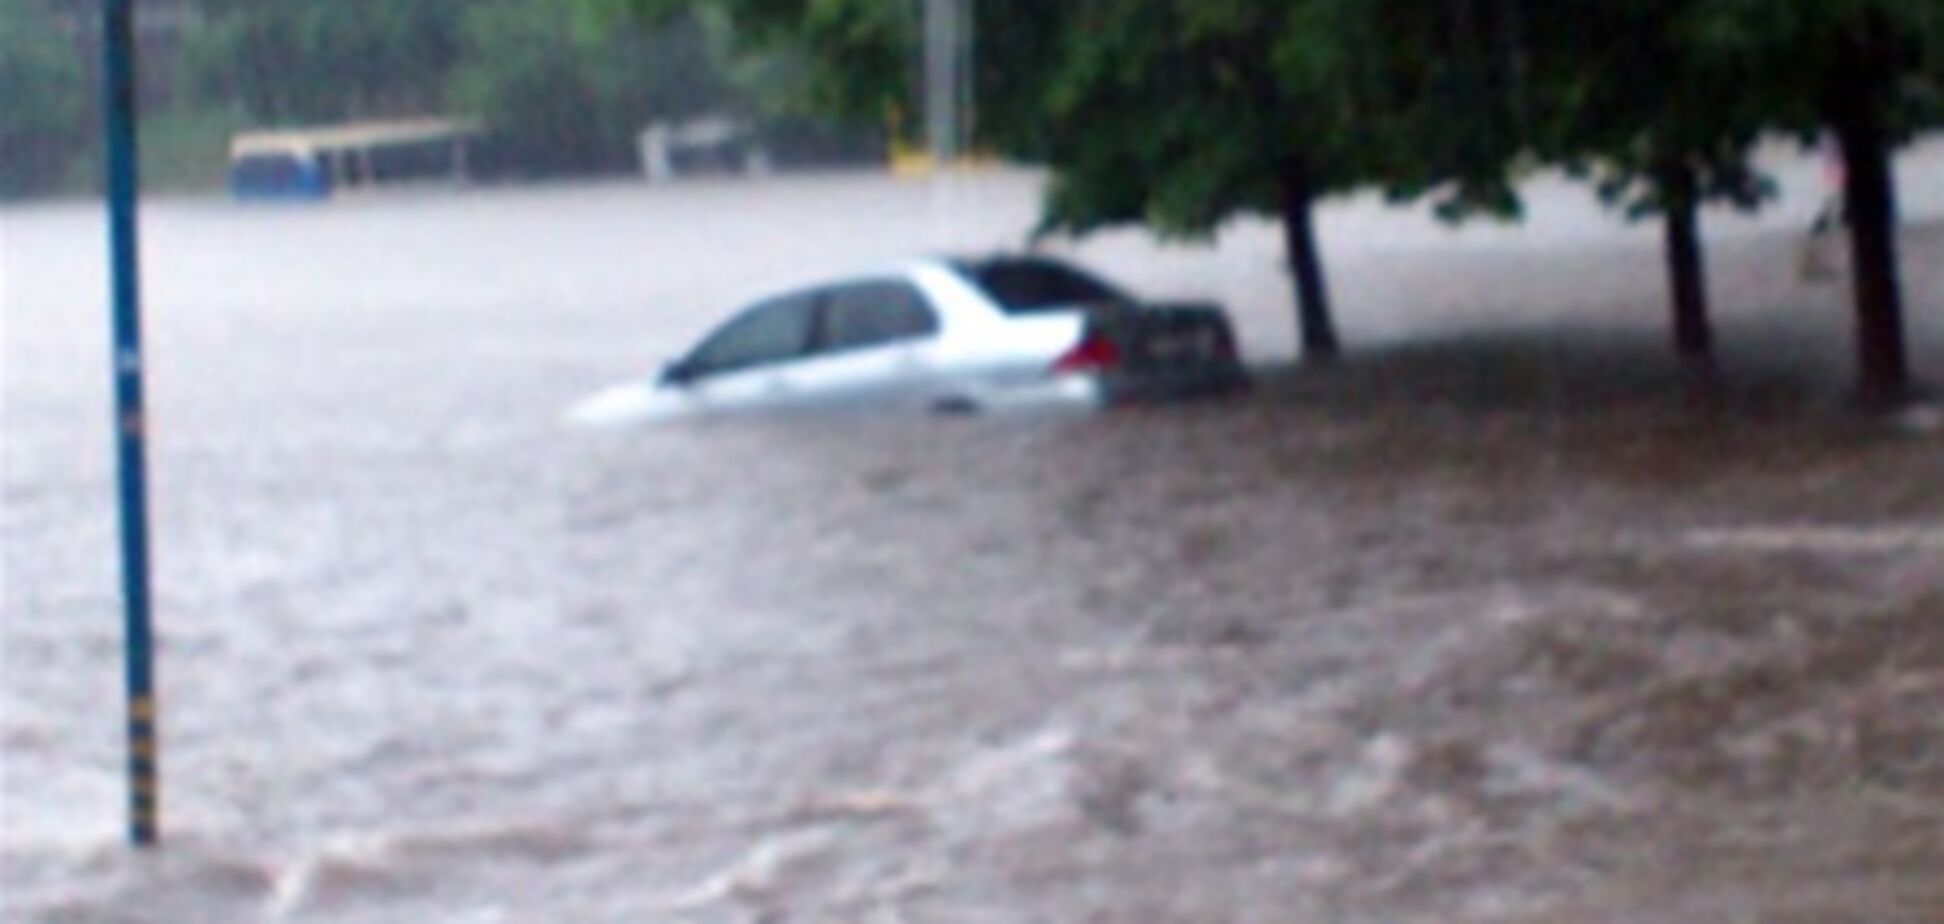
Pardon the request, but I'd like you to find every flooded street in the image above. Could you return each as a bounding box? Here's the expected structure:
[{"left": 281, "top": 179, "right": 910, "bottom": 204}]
[{"left": 5, "top": 150, "right": 1944, "bottom": 922}]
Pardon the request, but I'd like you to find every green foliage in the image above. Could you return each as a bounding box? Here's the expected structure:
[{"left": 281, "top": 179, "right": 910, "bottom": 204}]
[
  {"left": 1033, "top": 0, "right": 1532, "bottom": 236},
  {"left": 451, "top": 4, "right": 738, "bottom": 175},
  {"left": 1519, "top": 0, "right": 1769, "bottom": 223},
  {"left": 139, "top": 107, "right": 252, "bottom": 193},
  {"left": 604, "top": 0, "right": 913, "bottom": 132},
  {"left": 173, "top": 0, "right": 751, "bottom": 179},
  {"left": 1026, "top": 2, "right": 1321, "bottom": 235},
  {"left": 1525, "top": 0, "right": 1940, "bottom": 222},
  {"left": 186, "top": 0, "right": 470, "bottom": 123},
  {"left": 621, "top": 0, "right": 1535, "bottom": 233},
  {"left": 449, "top": 3, "right": 605, "bottom": 173},
  {"left": 1680, "top": 0, "right": 1943, "bottom": 135},
  {"left": 0, "top": 0, "right": 86, "bottom": 198}
]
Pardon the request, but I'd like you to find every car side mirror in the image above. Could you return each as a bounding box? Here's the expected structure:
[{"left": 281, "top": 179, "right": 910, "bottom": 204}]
[{"left": 661, "top": 360, "right": 696, "bottom": 387}]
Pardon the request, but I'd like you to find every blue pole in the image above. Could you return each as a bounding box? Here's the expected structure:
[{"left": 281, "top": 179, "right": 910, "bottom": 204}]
[{"left": 101, "top": 0, "right": 159, "bottom": 848}]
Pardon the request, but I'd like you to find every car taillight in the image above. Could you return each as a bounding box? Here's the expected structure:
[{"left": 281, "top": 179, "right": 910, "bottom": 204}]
[{"left": 1052, "top": 333, "right": 1121, "bottom": 375}]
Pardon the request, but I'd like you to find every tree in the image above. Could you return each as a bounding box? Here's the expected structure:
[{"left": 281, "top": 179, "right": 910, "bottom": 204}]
[
  {"left": 185, "top": 0, "right": 469, "bottom": 123},
  {"left": 180, "top": 0, "right": 747, "bottom": 179},
  {"left": 1519, "top": 0, "right": 1772, "bottom": 363},
  {"left": 1036, "top": 0, "right": 1547, "bottom": 357},
  {"left": 0, "top": 0, "right": 86, "bottom": 198},
  {"left": 1808, "top": 1, "right": 1944, "bottom": 402},
  {"left": 1685, "top": 0, "right": 1943, "bottom": 401},
  {"left": 449, "top": 4, "right": 612, "bottom": 174},
  {"left": 1033, "top": 1, "right": 1348, "bottom": 357},
  {"left": 604, "top": 0, "right": 923, "bottom": 145},
  {"left": 1374, "top": 0, "right": 1941, "bottom": 390},
  {"left": 450, "top": 5, "right": 738, "bottom": 176}
]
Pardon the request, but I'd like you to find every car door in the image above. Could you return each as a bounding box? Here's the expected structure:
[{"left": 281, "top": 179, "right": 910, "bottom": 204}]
[
  {"left": 670, "top": 293, "right": 818, "bottom": 414},
  {"left": 784, "top": 280, "right": 943, "bottom": 409}
]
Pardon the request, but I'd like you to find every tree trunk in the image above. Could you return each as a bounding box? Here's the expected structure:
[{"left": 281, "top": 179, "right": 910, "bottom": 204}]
[
  {"left": 1661, "top": 162, "right": 1713, "bottom": 362},
  {"left": 1829, "top": 13, "right": 1909, "bottom": 405},
  {"left": 1278, "top": 155, "right": 1342, "bottom": 359},
  {"left": 1834, "top": 114, "right": 1908, "bottom": 404}
]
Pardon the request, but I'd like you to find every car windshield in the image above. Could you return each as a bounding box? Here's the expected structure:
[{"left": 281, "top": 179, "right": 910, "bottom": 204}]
[
  {"left": 684, "top": 294, "right": 817, "bottom": 376},
  {"left": 956, "top": 257, "right": 1135, "bottom": 313}
]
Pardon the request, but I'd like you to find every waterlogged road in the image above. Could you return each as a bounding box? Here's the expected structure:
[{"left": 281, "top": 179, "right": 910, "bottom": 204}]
[{"left": 5, "top": 148, "right": 1944, "bottom": 923}]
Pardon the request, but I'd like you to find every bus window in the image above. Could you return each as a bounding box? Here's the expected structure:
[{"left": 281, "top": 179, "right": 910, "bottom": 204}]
[{"left": 228, "top": 153, "right": 329, "bottom": 201}]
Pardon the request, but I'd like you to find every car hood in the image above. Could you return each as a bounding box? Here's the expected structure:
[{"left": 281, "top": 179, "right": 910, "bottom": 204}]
[{"left": 563, "top": 379, "right": 688, "bottom": 429}]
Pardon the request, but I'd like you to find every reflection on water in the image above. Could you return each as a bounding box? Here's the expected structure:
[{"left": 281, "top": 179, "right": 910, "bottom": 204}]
[{"left": 5, "top": 168, "right": 1943, "bottom": 922}]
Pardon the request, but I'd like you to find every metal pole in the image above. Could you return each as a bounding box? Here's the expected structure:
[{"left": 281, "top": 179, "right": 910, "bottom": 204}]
[
  {"left": 959, "top": 0, "right": 975, "bottom": 157},
  {"left": 101, "top": 0, "right": 159, "bottom": 849},
  {"left": 923, "top": 0, "right": 962, "bottom": 164}
]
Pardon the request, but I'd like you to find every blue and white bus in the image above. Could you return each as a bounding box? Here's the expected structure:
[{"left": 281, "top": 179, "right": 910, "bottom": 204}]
[{"left": 227, "top": 118, "right": 479, "bottom": 201}]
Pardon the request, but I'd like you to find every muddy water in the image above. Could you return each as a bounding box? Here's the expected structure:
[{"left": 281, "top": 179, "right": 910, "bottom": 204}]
[{"left": 5, "top": 158, "right": 1944, "bottom": 923}]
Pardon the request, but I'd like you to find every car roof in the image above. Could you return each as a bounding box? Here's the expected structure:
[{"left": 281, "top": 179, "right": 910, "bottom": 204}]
[
  {"left": 738, "top": 252, "right": 1087, "bottom": 308},
  {"left": 834, "top": 251, "right": 1082, "bottom": 279}
]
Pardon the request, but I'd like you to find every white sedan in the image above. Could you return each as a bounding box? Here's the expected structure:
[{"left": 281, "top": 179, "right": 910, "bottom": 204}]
[{"left": 567, "top": 255, "right": 1248, "bottom": 426}]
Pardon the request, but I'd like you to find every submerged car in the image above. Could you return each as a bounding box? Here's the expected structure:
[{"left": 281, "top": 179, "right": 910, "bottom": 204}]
[{"left": 567, "top": 255, "right": 1248, "bottom": 426}]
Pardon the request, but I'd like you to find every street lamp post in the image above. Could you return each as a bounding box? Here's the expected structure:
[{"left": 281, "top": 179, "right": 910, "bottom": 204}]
[{"left": 923, "top": 0, "right": 973, "bottom": 164}]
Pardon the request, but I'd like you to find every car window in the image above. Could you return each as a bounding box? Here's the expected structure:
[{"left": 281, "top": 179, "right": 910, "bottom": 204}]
[
  {"left": 957, "top": 258, "right": 1134, "bottom": 313},
  {"left": 685, "top": 294, "right": 816, "bottom": 376},
  {"left": 818, "top": 282, "right": 939, "bottom": 352}
]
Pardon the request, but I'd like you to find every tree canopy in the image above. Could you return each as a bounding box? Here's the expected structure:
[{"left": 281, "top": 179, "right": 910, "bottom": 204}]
[
  {"left": 0, "top": 0, "right": 86, "bottom": 198},
  {"left": 186, "top": 0, "right": 470, "bottom": 124},
  {"left": 450, "top": 6, "right": 741, "bottom": 175},
  {"left": 0, "top": 0, "right": 804, "bottom": 196}
]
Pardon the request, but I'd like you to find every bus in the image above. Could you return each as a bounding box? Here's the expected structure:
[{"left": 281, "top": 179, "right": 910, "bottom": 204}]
[{"left": 227, "top": 118, "right": 480, "bottom": 201}]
